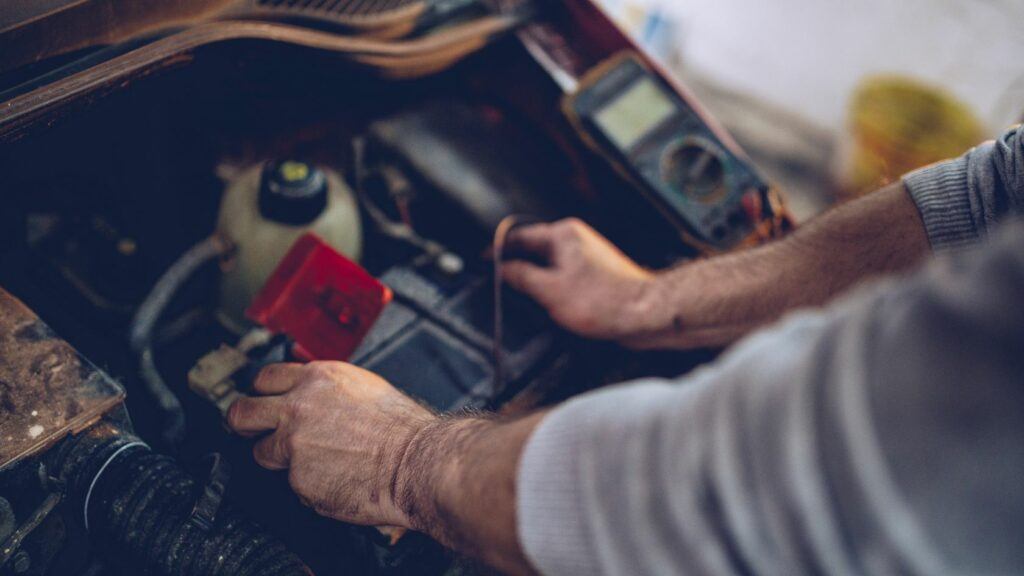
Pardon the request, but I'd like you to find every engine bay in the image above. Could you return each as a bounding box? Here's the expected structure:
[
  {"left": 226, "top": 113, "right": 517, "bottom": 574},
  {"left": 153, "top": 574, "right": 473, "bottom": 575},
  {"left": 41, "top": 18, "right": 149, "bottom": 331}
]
[{"left": 0, "top": 7, "right": 788, "bottom": 574}]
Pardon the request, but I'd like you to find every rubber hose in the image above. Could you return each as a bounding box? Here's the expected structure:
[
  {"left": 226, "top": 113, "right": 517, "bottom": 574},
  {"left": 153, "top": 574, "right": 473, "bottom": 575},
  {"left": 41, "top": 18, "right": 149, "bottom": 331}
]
[
  {"left": 60, "top": 429, "right": 311, "bottom": 576},
  {"left": 129, "top": 235, "right": 231, "bottom": 447}
]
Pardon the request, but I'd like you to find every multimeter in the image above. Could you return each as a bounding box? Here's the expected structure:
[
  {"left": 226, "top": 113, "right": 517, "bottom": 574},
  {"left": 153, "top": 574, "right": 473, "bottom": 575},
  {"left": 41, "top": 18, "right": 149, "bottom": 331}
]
[{"left": 565, "top": 52, "right": 771, "bottom": 251}]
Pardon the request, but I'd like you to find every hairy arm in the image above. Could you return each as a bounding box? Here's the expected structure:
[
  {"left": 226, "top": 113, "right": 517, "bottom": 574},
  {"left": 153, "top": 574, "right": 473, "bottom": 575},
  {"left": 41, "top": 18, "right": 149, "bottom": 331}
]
[
  {"left": 503, "top": 182, "right": 929, "bottom": 349},
  {"left": 400, "top": 414, "right": 546, "bottom": 575},
  {"left": 226, "top": 362, "right": 544, "bottom": 575},
  {"left": 632, "top": 182, "right": 929, "bottom": 348}
]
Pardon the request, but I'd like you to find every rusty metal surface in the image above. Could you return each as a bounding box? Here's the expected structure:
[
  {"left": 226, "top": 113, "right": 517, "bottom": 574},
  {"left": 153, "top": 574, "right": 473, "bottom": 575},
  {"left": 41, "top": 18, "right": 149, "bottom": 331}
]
[{"left": 0, "top": 287, "right": 124, "bottom": 472}]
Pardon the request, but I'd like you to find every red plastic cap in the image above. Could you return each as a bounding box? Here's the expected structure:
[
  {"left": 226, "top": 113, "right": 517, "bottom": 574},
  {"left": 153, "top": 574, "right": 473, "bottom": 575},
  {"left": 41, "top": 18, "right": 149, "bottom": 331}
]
[{"left": 246, "top": 234, "right": 391, "bottom": 361}]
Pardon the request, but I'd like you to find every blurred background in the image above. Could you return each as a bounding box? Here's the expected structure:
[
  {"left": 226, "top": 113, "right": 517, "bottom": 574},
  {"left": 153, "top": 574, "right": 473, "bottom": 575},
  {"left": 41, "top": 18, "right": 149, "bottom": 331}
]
[{"left": 598, "top": 0, "right": 1024, "bottom": 219}]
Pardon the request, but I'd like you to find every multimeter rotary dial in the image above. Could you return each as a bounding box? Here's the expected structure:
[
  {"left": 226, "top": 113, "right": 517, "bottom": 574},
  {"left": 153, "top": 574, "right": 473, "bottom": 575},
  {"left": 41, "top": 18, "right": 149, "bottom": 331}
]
[{"left": 661, "top": 136, "right": 727, "bottom": 203}]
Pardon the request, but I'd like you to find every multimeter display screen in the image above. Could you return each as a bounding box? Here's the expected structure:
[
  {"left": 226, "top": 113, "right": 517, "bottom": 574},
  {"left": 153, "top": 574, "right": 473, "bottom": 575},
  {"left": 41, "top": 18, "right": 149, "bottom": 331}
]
[{"left": 594, "top": 78, "right": 676, "bottom": 150}]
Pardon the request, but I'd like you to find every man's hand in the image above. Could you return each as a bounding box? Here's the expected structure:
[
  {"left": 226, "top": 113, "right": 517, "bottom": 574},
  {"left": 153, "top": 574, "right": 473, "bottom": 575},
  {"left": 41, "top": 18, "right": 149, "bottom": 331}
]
[
  {"left": 502, "top": 185, "right": 930, "bottom": 350},
  {"left": 227, "top": 361, "right": 542, "bottom": 575},
  {"left": 226, "top": 362, "right": 436, "bottom": 528},
  {"left": 502, "top": 218, "right": 658, "bottom": 345}
]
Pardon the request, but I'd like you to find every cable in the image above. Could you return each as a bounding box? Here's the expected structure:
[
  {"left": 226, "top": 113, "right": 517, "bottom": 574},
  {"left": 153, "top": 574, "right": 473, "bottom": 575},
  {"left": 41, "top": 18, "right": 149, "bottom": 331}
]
[
  {"left": 129, "top": 234, "right": 232, "bottom": 448},
  {"left": 129, "top": 235, "right": 230, "bottom": 350},
  {"left": 492, "top": 214, "right": 536, "bottom": 397},
  {"left": 351, "top": 138, "right": 457, "bottom": 261}
]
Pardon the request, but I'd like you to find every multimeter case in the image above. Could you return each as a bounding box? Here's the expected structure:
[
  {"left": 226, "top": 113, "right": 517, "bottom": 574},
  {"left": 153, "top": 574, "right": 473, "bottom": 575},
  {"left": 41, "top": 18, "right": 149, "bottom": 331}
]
[{"left": 564, "top": 52, "right": 770, "bottom": 251}]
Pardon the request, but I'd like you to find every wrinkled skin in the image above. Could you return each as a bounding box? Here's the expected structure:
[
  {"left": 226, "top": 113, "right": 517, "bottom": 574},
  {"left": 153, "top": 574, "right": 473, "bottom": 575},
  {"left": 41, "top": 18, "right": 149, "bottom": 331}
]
[{"left": 227, "top": 362, "right": 435, "bottom": 528}]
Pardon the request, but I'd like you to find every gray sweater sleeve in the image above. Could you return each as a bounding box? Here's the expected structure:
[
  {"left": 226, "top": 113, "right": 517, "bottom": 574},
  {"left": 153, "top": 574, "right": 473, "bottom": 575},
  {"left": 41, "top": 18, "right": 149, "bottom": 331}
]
[
  {"left": 903, "top": 126, "right": 1024, "bottom": 251},
  {"left": 516, "top": 134, "right": 1024, "bottom": 575},
  {"left": 517, "top": 220, "right": 1024, "bottom": 576}
]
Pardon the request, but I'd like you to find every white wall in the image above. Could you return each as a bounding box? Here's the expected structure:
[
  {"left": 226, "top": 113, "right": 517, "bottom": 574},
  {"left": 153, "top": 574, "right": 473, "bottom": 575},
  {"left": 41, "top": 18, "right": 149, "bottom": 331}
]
[{"left": 606, "top": 0, "right": 1024, "bottom": 135}]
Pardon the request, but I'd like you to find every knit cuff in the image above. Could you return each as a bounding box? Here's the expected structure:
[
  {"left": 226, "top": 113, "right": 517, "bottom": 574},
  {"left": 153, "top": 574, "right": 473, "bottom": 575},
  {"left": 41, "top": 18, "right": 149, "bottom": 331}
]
[
  {"left": 902, "top": 157, "right": 978, "bottom": 252},
  {"left": 517, "top": 399, "right": 601, "bottom": 576}
]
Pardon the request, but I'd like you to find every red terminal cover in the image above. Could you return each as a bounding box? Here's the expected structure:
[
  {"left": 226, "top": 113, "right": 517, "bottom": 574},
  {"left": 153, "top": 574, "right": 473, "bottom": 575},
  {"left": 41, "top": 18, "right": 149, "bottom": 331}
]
[{"left": 246, "top": 233, "right": 392, "bottom": 361}]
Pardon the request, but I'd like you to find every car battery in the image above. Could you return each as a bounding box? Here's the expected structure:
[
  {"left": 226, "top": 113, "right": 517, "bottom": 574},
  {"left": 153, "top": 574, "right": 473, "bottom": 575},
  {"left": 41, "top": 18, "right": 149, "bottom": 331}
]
[{"left": 350, "top": 260, "right": 555, "bottom": 411}]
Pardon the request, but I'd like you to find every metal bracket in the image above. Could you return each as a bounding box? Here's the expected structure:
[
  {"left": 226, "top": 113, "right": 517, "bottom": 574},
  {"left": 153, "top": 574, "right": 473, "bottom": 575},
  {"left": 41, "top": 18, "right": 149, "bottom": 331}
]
[
  {"left": 0, "top": 492, "right": 61, "bottom": 569},
  {"left": 188, "top": 453, "right": 231, "bottom": 532}
]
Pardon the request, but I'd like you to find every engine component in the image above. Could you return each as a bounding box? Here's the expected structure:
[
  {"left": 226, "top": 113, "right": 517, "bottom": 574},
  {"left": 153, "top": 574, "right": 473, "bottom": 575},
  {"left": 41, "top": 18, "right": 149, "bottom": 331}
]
[
  {"left": 367, "top": 101, "right": 561, "bottom": 247},
  {"left": 218, "top": 161, "right": 363, "bottom": 330},
  {"left": 0, "top": 287, "right": 312, "bottom": 576},
  {"left": 0, "top": 287, "right": 124, "bottom": 473},
  {"left": 189, "top": 343, "right": 254, "bottom": 416},
  {"left": 0, "top": 490, "right": 61, "bottom": 572},
  {"left": 129, "top": 235, "right": 234, "bottom": 448},
  {"left": 353, "top": 104, "right": 564, "bottom": 410},
  {"left": 350, "top": 259, "right": 554, "bottom": 411},
  {"left": 24, "top": 209, "right": 152, "bottom": 316},
  {"left": 188, "top": 327, "right": 290, "bottom": 416},
  {"left": 351, "top": 138, "right": 467, "bottom": 275},
  {"left": 54, "top": 424, "right": 311, "bottom": 576},
  {"left": 247, "top": 234, "right": 392, "bottom": 362}
]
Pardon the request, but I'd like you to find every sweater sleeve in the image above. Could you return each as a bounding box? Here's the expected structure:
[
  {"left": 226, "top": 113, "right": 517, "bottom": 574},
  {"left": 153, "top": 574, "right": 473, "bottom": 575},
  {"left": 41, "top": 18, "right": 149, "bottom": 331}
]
[
  {"left": 903, "top": 126, "right": 1024, "bottom": 251},
  {"left": 516, "top": 220, "right": 1024, "bottom": 576}
]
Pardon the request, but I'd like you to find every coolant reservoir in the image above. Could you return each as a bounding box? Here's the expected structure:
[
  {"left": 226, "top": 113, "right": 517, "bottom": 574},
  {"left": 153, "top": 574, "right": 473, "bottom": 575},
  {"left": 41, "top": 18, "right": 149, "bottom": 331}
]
[{"left": 217, "top": 160, "right": 362, "bottom": 330}]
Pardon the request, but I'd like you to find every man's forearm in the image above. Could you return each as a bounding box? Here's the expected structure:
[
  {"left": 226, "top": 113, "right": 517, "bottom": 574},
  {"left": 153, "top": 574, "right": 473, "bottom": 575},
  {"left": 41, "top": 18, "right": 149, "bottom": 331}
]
[
  {"left": 627, "top": 182, "right": 930, "bottom": 349},
  {"left": 395, "top": 412, "right": 546, "bottom": 575}
]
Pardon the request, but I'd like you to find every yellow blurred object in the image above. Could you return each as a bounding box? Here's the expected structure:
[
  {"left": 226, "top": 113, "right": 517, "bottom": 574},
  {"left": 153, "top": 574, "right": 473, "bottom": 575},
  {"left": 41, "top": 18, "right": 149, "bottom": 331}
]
[{"left": 839, "top": 76, "right": 985, "bottom": 196}]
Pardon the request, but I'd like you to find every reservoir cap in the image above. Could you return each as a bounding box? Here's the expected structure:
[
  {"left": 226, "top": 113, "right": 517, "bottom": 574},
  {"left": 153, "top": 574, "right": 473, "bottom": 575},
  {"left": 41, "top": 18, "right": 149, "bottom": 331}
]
[{"left": 259, "top": 160, "right": 329, "bottom": 226}]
